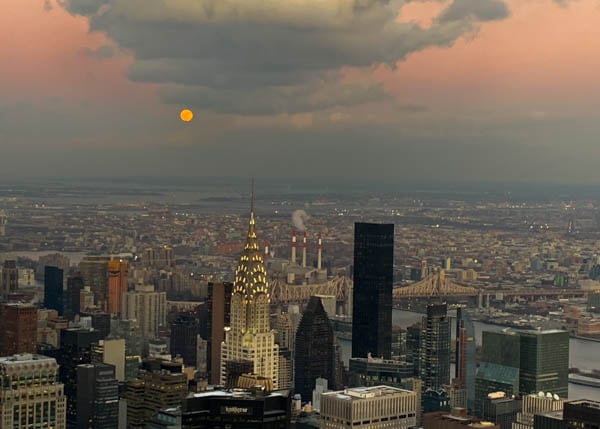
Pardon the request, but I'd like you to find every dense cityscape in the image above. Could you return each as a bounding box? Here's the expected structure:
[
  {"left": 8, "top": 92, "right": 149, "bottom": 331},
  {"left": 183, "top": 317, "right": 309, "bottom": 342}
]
[{"left": 0, "top": 180, "right": 598, "bottom": 428}]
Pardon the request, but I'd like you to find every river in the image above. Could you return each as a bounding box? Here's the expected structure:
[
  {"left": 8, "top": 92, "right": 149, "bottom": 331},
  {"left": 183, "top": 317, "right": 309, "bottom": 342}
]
[{"left": 338, "top": 309, "right": 600, "bottom": 401}]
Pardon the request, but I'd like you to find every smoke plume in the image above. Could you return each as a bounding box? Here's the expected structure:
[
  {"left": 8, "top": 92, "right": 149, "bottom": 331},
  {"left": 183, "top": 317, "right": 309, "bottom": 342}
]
[{"left": 292, "top": 210, "right": 309, "bottom": 232}]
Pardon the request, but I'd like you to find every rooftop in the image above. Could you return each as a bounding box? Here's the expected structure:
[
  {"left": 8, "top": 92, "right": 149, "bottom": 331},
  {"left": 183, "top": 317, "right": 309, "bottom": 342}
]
[
  {"left": 567, "top": 399, "right": 600, "bottom": 410},
  {"left": 0, "top": 354, "right": 56, "bottom": 365},
  {"left": 323, "top": 385, "right": 413, "bottom": 400},
  {"left": 189, "top": 388, "right": 289, "bottom": 400}
]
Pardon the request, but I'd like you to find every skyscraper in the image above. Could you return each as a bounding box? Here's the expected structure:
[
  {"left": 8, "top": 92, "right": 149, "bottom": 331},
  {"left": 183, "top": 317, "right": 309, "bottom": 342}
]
[
  {"left": 76, "top": 363, "right": 119, "bottom": 429},
  {"left": 54, "top": 328, "right": 102, "bottom": 428},
  {"left": 406, "top": 322, "right": 422, "bottom": 377},
  {"left": 294, "top": 296, "right": 337, "bottom": 402},
  {"left": 351, "top": 222, "right": 394, "bottom": 359},
  {"left": 518, "top": 330, "right": 569, "bottom": 398},
  {"left": 453, "top": 307, "right": 476, "bottom": 411},
  {"left": 0, "top": 354, "right": 66, "bottom": 429},
  {"left": 0, "top": 303, "right": 37, "bottom": 356},
  {"left": 107, "top": 259, "right": 128, "bottom": 316},
  {"left": 420, "top": 303, "right": 450, "bottom": 390},
  {"left": 1, "top": 259, "right": 18, "bottom": 301},
  {"left": 44, "top": 265, "right": 64, "bottom": 315},
  {"left": 220, "top": 200, "right": 279, "bottom": 388},
  {"left": 65, "top": 274, "right": 84, "bottom": 320},
  {"left": 207, "top": 282, "right": 233, "bottom": 384},
  {"left": 475, "top": 330, "right": 520, "bottom": 415},
  {"left": 79, "top": 256, "right": 110, "bottom": 311},
  {"left": 123, "top": 284, "right": 167, "bottom": 339},
  {"left": 170, "top": 313, "right": 200, "bottom": 367}
]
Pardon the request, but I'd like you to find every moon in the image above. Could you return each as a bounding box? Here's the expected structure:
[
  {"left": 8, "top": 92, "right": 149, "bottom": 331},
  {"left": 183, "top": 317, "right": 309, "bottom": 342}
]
[{"left": 180, "top": 109, "right": 194, "bottom": 122}]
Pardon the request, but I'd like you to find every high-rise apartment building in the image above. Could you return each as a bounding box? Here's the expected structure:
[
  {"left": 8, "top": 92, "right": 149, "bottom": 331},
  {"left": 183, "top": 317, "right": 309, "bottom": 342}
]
[
  {"left": 351, "top": 223, "right": 394, "bottom": 359},
  {"left": 0, "top": 303, "right": 37, "bottom": 356},
  {"left": 452, "top": 307, "right": 476, "bottom": 411},
  {"left": 143, "top": 246, "right": 174, "bottom": 268},
  {"left": 220, "top": 206, "right": 279, "bottom": 388},
  {"left": 107, "top": 259, "right": 128, "bottom": 316},
  {"left": 0, "top": 354, "right": 66, "bottom": 429},
  {"left": 123, "top": 284, "right": 167, "bottom": 339},
  {"left": 76, "top": 363, "right": 119, "bottom": 429},
  {"left": 420, "top": 303, "right": 451, "bottom": 390},
  {"left": 321, "top": 386, "right": 417, "bottom": 429},
  {"left": 519, "top": 330, "right": 569, "bottom": 398},
  {"left": 207, "top": 282, "right": 233, "bottom": 384},
  {"left": 406, "top": 322, "right": 422, "bottom": 377},
  {"left": 170, "top": 313, "right": 200, "bottom": 367},
  {"left": 294, "top": 296, "right": 337, "bottom": 402},
  {"left": 1, "top": 260, "right": 18, "bottom": 301},
  {"left": 44, "top": 265, "right": 65, "bottom": 315},
  {"left": 79, "top": 256, "right": 110, "bottom": 311}
]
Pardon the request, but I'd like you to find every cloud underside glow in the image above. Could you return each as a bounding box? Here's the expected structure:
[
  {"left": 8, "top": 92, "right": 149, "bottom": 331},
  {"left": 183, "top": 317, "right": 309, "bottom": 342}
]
[{"left": 62, "top": 0, "right": 509, "bottom": 115}]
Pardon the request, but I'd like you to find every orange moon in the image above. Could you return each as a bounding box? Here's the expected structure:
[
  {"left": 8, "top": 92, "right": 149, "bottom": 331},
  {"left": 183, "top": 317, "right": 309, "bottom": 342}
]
[{"left": 180, "top": 109, "right": 194, "bottom": 122}]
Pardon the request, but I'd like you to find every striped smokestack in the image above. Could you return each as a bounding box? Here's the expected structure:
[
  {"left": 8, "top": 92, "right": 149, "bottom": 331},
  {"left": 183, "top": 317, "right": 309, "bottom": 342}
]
[
  {"left": 291, "top": 231, "right": 297, "bottom": 264},
  {"left": 302, "top": 231, "right": 307, "bottom": 268},
  {"left": 317, "top": 233, "right": 322, "bottom": 270}
]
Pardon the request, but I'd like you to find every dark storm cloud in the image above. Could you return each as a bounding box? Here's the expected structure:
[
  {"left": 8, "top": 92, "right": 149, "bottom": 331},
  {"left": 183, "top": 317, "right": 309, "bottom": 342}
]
[
  {"left": 438, "top": 0, "right": 510, "bottom": 22},
  {"left": 61, "top": 0, "right": 510, "bottom": 115}
]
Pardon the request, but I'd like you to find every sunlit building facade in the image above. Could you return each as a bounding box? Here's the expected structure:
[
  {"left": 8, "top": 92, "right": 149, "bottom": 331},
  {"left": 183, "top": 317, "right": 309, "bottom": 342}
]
[{"left": 220, "top": 204, "right": 279, "bottom": 389}]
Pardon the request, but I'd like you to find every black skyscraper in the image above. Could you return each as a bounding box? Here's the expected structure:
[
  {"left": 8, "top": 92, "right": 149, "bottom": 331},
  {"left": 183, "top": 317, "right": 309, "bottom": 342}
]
[
  {"left": 56, "top": 328, "right": 102, "bottom": 428},
  {"left": 77, "top": 363, "right": 119, "bottom": 429},
  {"left": 420, "top": 303, "right": 450, "bottom": 390},
  {"left": 352, "top": 222, "right": 394, "bottom": 359},
  {"left": 294, "top": 296, "right": 337, "bottom": 402},
  {"left": 65, "top": 274, "right": 83, "bottom": 319},
  {"left": 44, "top": 265, "right": 64, "bottom": 315},
  {"left": 170, "top": 313, "right": 200, "bottom": 367}
]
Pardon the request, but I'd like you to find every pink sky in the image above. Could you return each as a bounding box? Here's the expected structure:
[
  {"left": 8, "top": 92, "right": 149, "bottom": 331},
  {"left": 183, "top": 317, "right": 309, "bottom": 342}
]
[
  {"left": 390, "top": 0, "right": 600, "bottom": 110},
  {"left": 2, "top": 0, "right": 600, "bottom": 145},
  {"left": 1, "top": 0, "right": 152, "bottom": 102}
]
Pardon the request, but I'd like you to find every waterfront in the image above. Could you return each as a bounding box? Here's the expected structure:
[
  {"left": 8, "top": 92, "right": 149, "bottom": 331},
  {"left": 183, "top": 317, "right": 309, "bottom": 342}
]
[{"left": 338, "top": 309, "right": 600, "bottom": 401}]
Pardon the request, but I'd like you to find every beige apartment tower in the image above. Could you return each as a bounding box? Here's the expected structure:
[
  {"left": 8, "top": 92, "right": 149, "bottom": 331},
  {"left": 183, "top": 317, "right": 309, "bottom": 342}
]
[
  {"left": 320, "top": 386, "right": 418, "bottom": 429},
  {"left": 123, "top": 284, "right": 166, "bottom": 339},
  {"left": 0, "top": 354, "right": 66, "bottom": 429},
  {"left": 220, "top": 203, "right": 279, "bottom": 389}
]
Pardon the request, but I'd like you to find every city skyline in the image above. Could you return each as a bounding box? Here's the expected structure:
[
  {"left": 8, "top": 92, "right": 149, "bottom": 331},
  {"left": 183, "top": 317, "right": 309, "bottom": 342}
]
[{"left": 2, "top": 1, "right": 600, "bottom": 183}]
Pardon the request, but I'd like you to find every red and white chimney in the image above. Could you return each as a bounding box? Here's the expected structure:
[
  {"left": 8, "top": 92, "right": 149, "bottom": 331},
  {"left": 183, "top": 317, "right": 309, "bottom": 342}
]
[
  {"left": 317, "top": 233, "right": 322, "bottom": 270},
  {"left": 302, "top": 231, "right": 307, "bottom": 268},
  {"left": 291, "top": 231, "right": 297, "bottom": 264}
]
